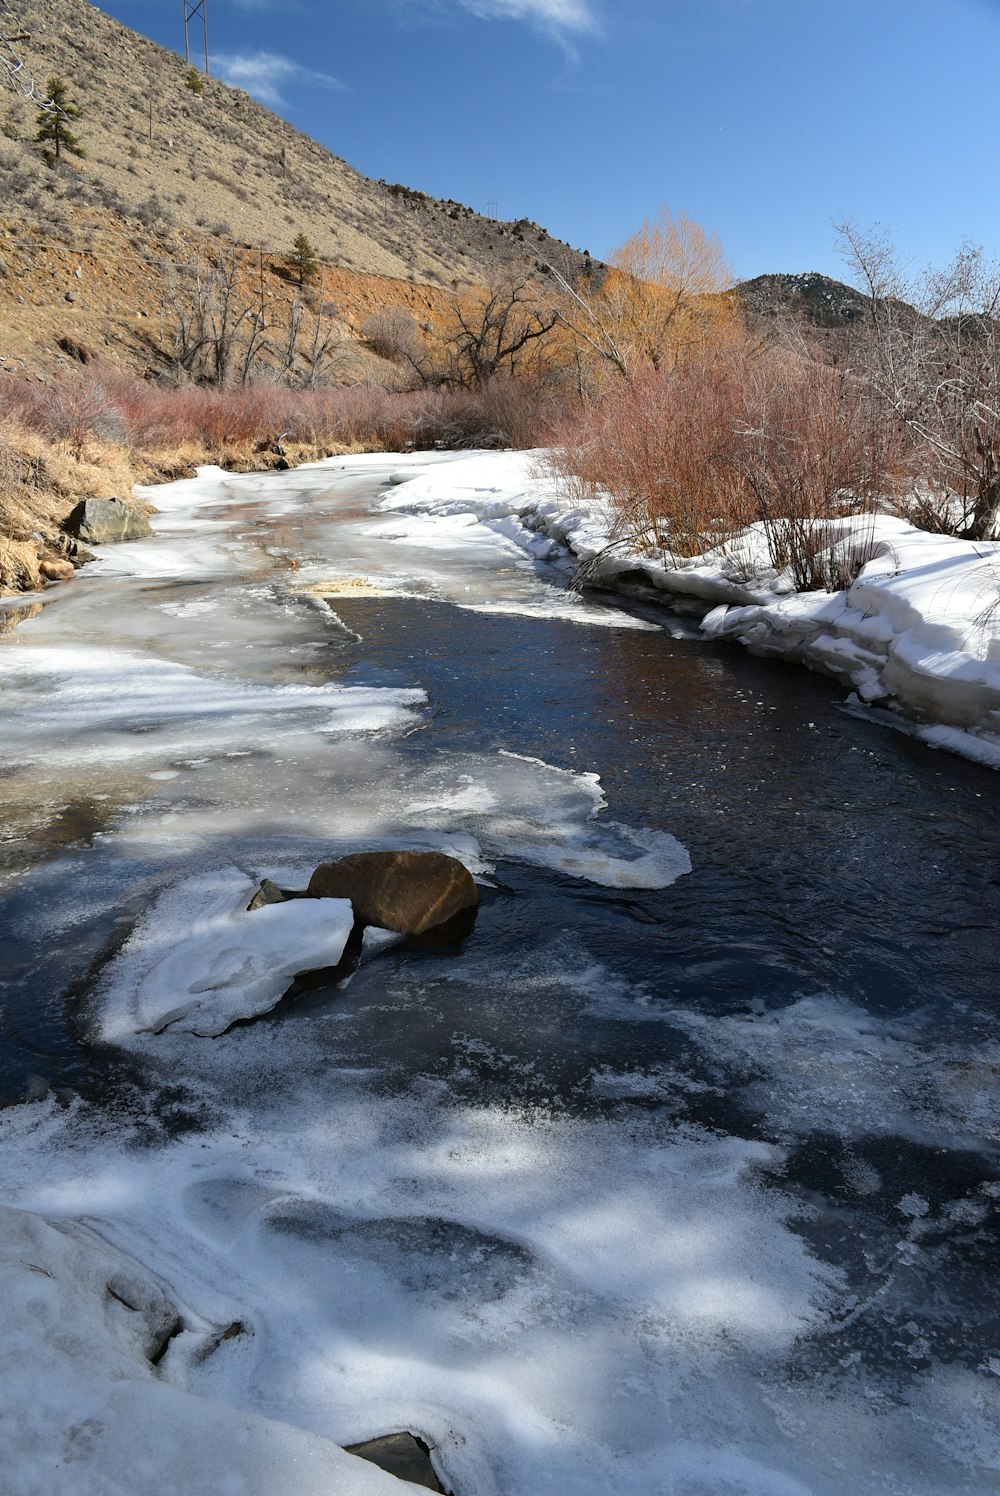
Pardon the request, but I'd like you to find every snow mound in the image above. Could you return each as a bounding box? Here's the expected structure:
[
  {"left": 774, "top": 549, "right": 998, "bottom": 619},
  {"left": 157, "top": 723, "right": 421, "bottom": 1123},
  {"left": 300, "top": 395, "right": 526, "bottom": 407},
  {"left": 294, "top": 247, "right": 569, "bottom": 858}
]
[
  {"left": 97, "top": 868, "right": 354, "bottom": 1038},
  {"left": 0, "top": 1204, "right": 419, "bottom": 1496}
]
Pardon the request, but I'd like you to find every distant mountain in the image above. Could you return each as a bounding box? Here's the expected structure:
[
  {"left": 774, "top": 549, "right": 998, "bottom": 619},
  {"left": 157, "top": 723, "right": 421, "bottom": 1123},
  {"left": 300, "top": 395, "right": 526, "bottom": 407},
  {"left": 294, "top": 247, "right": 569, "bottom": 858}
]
[{"left": 733, "top": 272, "right": 871, "bottom": 330}]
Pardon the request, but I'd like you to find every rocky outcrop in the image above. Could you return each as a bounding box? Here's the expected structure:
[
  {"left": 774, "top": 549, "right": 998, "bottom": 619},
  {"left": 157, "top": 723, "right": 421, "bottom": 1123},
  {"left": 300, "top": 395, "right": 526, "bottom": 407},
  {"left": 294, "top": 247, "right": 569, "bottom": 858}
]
[
  {"left": 64, "top": 497, "right": 153, "bottom": 544},
  {"left": 307, "top": 850, "right": 478, "bottom": 936}
]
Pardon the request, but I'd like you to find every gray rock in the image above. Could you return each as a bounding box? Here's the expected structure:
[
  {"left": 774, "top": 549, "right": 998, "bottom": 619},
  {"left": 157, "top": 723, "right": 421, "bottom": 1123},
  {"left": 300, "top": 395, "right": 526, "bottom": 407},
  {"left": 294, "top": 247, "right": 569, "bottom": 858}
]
[
  {"left": 64, "top": 497, "right": 153, "bottom": 544},
  {"left": 245, "top": 878, "right": 287, "bottom": 912},
  {"left": 345, "top": 1433, "right": 446, "bottom": 1492}
]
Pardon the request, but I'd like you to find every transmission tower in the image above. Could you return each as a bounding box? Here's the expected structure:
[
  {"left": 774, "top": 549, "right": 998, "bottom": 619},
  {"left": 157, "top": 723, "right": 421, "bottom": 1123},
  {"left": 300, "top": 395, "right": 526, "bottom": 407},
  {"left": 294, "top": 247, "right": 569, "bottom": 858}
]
[
  {"left": 0, "top": 1, "right": 41, "bottom": 100},
  {"left": 183, "top": 0, "right": 209, "bottom": 74}
]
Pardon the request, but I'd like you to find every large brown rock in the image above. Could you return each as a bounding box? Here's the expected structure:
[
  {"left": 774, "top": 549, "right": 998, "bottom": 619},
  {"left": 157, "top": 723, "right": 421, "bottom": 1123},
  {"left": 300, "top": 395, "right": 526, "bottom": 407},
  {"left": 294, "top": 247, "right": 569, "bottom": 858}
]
[
  {"left": 39, "top": 558, "right": 75, "bottom": 582},
  {"left": 307, "top": 850, "right": 478, "bottom": 936}
]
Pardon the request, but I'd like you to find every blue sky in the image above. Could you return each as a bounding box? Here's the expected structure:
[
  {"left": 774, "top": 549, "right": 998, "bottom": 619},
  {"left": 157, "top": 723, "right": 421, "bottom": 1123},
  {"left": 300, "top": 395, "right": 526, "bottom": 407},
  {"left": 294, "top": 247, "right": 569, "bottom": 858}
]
[{"left": 95, "top": 0, "right": 1000, "bottom": 283}]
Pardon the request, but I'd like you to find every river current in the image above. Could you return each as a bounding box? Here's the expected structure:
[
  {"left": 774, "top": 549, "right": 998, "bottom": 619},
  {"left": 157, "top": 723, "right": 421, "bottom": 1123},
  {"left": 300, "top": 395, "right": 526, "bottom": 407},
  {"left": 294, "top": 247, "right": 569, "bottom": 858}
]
[{"left": 1, "top": 454, "right": 998, "bottom": 1495}]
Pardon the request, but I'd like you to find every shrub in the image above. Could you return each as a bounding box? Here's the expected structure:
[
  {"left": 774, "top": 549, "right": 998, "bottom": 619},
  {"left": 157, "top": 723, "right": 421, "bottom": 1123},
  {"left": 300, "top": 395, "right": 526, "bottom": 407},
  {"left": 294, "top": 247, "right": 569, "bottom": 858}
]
[
  {"left": 549, "top": 350, "right": 750, "bottom": 560},
  {"left": 551, "top": 336, "right": 904, "bottom": 588}
]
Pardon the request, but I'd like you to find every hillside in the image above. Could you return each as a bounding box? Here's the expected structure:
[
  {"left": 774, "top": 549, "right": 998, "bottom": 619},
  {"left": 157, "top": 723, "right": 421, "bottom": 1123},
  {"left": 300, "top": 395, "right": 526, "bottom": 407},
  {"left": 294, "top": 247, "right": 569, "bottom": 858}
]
[
  {"left": 734, "top": 272, "right": 870, "bottom": 329},
  {"left": 0, "top": 0, "right": 595, "bottom": 380}
]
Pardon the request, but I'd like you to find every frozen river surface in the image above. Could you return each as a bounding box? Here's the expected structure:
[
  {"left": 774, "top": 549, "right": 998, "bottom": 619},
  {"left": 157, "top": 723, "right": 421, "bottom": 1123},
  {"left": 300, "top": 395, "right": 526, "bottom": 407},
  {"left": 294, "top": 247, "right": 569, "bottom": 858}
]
[{"left": 1, "top": 454, "right": 998, "bottom": 1495}]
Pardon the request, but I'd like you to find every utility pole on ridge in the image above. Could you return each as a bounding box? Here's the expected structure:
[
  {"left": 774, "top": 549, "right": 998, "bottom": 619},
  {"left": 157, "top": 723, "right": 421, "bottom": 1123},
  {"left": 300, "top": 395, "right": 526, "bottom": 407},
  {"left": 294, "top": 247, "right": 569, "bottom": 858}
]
[{"left": 183, "top": 0, "right": 209, "bottom": 75}]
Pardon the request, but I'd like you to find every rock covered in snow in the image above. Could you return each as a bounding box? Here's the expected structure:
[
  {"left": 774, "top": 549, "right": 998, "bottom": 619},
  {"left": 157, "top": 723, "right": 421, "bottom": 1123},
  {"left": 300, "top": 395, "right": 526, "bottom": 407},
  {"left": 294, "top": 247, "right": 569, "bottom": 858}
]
[
  {"left": 97, "top": 868, "right": 355, "bottom": 1040},
  {"left": 308, "top": 850, "right": 478, "bottom": 935}
]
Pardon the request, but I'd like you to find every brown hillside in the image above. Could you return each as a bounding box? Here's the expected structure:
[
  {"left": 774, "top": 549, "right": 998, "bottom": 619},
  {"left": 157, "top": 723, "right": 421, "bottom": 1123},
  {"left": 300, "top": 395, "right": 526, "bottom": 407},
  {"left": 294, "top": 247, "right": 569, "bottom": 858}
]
[{"left": 0, "top": 0, "right": 594, "bottom": 380}]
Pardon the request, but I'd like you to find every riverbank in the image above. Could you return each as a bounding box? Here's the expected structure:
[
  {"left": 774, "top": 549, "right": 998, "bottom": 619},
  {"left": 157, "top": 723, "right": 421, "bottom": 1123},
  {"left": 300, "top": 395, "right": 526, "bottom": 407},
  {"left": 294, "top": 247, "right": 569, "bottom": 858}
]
[
  {"left": 0, "top": 421, "right": 351, "bottom": 595},
  {"left": 374, "top": 450, "right": 1000, "bottom": 768}
]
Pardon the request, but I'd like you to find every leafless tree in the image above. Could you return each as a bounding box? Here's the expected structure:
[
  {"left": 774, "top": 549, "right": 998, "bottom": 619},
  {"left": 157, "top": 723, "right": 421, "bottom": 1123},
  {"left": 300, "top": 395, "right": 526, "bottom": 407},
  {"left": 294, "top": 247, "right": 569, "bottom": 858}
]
[
  {"left": 839, "top": 222, "right": 1000, "bottom": 540},
  {"left": 159, "top": 253, "right": 268, "bottom": 386},
  {"left": 439, "top": 275, "right": 558, "bottom": 390}
]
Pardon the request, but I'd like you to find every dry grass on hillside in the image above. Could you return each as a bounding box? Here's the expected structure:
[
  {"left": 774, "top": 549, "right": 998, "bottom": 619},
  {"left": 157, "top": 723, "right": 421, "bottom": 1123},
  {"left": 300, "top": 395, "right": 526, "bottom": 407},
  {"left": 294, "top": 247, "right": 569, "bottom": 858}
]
[{"left": 4, "top": 0, "right": 592, "bottom": 293}]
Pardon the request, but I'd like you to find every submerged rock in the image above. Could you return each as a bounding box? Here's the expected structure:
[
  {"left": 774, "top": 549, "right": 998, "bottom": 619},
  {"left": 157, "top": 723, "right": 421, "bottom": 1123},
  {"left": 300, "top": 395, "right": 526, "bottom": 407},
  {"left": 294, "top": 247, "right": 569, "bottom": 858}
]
[
  {"left": 307, "top": 850, "right": 478, "bottom": 936},
  {"left": 64, "top": 497, "right": 153, "bottom": 544},
  {"left": 345, "top": 1433, "right": 447, "bottom": 1493}
]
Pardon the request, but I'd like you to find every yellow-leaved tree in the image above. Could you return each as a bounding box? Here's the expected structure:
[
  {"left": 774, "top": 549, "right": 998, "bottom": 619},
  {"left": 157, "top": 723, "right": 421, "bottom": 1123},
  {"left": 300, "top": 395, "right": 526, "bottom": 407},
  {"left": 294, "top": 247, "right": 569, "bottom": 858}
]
[{"left": 553, "top": 205, "right": 736, "bottom": 381}]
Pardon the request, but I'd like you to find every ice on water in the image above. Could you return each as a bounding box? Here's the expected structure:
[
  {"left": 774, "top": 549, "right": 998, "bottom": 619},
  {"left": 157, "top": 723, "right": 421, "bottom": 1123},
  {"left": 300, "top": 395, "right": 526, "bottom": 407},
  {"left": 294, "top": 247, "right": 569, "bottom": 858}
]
[
  {"left": 1, "top": 456, "right": 997, "bottom": 1496},
  {"left": 98, "top": 867, "right": 355, "bottom": 1038}
]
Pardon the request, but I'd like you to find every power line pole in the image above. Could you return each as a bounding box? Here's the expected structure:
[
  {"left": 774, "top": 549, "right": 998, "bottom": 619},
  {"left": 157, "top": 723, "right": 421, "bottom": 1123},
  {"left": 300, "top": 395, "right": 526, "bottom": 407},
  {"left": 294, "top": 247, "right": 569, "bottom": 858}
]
[{"left": 183, "top": 0, "right": 209, "bottom": 75}]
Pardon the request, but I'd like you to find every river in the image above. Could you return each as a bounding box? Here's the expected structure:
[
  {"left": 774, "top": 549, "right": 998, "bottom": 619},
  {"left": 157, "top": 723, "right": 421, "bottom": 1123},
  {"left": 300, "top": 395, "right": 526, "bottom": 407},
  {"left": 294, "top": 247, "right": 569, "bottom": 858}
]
[{"left": 1, "top": 454, "right": 998, "bottom": 1495}]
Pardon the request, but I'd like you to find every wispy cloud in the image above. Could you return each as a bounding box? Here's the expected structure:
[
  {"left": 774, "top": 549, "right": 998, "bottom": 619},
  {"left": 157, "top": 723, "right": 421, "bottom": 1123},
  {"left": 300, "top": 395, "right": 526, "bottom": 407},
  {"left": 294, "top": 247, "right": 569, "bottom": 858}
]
[
  {"left": 211, "top": 50, "right": 344, "bottom": 106},
  {"left": 458, "top": 0, "right": 598, "bottom": 32}
]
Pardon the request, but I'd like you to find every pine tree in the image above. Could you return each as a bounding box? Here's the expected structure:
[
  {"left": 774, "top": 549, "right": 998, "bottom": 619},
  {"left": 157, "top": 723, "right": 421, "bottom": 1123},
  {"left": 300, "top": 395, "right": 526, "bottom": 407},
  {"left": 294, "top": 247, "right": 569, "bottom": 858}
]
[
  {"left": 287, "top": 232, "right": 320, "bottom": 288},
  {"left": 35, "top": 77, "right": 83, "bottom": 161}
]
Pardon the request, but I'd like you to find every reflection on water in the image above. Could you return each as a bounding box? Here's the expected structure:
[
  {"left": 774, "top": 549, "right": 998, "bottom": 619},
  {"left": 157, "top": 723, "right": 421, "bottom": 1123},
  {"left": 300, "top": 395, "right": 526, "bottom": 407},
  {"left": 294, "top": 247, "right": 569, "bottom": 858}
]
[{"left": 0, "top": 599, "right": 42, "bottom": 636}]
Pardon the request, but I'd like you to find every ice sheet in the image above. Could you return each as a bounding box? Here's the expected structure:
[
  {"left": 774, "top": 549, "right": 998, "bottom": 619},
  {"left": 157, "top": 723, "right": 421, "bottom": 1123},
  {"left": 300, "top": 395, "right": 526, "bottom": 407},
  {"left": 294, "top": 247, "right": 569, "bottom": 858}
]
[
  {"left": 2, "top": 453, "right": 995, "bottom": 1496},
  {"left": 0, "top": 1204, "right": 423, "bottom": 1496},
  {"left": 402, "top": 751, "right": 691, "bottom": 888},
  {"left": 97, "top": 868, "right": 355, "bottom": 1038}
]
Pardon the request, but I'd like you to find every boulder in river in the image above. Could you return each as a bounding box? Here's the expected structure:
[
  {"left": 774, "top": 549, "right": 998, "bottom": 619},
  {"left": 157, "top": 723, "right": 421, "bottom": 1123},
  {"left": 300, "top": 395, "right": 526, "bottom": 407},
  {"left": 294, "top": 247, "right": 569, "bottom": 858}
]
[
  {"left": 307, "top": 850, "right": 478, "bottom": 936},
  {"left": 64, "top": 497, "right": 153, "bottom": 544}
]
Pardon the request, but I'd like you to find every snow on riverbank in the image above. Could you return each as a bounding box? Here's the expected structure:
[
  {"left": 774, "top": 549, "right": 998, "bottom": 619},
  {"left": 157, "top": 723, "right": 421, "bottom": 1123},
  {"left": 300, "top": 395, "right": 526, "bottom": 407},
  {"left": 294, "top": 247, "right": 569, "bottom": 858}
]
[{"left": 378, "top": 452, "right": 1000, "bottom": 767}]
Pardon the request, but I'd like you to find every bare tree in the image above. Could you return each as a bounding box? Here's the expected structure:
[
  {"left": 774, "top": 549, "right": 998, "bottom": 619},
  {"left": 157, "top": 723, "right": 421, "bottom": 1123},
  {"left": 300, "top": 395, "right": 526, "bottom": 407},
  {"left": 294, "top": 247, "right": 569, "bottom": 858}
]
[
  {"left": 839, "top": 222, "right": 1000, "bottom": 540},
  {"left": 439, "top": 276, "right": 558, "bottom": 390},
  {"left": 549, "top": 205, "right": 736, "bottom": 383},
  {"left": 158, "top": 253, "right": 268, "bottom": 385}
]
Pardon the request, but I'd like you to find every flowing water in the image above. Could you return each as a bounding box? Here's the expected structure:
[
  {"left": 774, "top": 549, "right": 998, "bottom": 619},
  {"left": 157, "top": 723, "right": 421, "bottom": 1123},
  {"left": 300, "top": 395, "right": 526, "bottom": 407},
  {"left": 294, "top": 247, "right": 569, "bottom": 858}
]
[{"left": 1, "top": 454, "right": 998, "bottom": 1495}]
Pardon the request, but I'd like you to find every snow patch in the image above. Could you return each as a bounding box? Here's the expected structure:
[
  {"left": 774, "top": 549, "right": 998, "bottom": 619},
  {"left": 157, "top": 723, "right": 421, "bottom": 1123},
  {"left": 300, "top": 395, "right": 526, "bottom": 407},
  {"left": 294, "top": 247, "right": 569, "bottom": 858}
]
[{"left": 96, "top": 868, "right": 354, "bottom": 1038}]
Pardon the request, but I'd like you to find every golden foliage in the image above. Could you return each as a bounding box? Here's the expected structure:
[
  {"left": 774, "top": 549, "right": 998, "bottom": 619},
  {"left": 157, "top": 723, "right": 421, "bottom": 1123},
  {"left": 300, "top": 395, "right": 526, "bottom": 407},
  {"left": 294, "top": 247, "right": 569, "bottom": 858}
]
[{"left": 555, "top": 205, "right": 738, "bottom": 382}]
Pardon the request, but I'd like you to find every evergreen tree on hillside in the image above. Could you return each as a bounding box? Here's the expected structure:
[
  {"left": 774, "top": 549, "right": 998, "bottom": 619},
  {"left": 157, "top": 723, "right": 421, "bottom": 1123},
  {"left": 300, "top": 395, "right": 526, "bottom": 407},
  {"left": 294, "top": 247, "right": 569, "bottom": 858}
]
[
  {"left": 287, "top": 233, "right": 320, "bottom": 288},
  {"left": 35, "top": 77, "right": 83, "bottom": 161}
]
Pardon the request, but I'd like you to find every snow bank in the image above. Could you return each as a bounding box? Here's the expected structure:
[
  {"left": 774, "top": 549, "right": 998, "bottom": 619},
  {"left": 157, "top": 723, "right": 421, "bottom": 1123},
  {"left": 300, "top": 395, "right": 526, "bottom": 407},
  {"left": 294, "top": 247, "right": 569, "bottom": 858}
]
[{"left": 379, "top": 453, "right": 1000, "bottom": 765}]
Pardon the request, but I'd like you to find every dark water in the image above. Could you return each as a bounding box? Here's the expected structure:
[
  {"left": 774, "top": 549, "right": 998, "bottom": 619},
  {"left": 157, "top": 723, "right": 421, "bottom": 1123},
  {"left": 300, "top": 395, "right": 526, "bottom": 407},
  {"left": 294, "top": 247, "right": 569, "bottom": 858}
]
[
  {"left": 2, "top": 588, "right": 997, "bottom": 1099},
  {"left": 332, "top": 594, "right": 1000, "bottom": 1022}
]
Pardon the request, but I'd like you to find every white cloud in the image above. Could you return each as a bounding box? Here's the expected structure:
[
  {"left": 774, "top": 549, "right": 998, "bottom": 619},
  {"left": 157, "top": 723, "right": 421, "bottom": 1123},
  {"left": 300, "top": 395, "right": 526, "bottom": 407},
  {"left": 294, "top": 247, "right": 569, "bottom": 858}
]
[
  {"left": 211, "top": 50, "right": 344, "bottom": 106},
  {"left": 458, "top": 0, "right": 597, "bottom": 30}
]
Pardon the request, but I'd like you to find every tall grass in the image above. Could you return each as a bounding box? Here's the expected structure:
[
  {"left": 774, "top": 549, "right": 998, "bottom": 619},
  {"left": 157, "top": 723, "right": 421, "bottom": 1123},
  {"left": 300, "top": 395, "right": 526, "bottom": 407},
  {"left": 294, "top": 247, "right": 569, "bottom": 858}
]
[{"left": 0, "top": 371, "right": 561, "bottom": 458}]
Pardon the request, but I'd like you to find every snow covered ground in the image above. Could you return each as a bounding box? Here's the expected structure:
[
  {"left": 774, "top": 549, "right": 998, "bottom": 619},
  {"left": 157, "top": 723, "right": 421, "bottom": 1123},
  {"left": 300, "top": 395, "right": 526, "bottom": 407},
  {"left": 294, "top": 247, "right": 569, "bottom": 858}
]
[{"left": 375, "top": 451, "right": 1000, "bottom": 768}]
